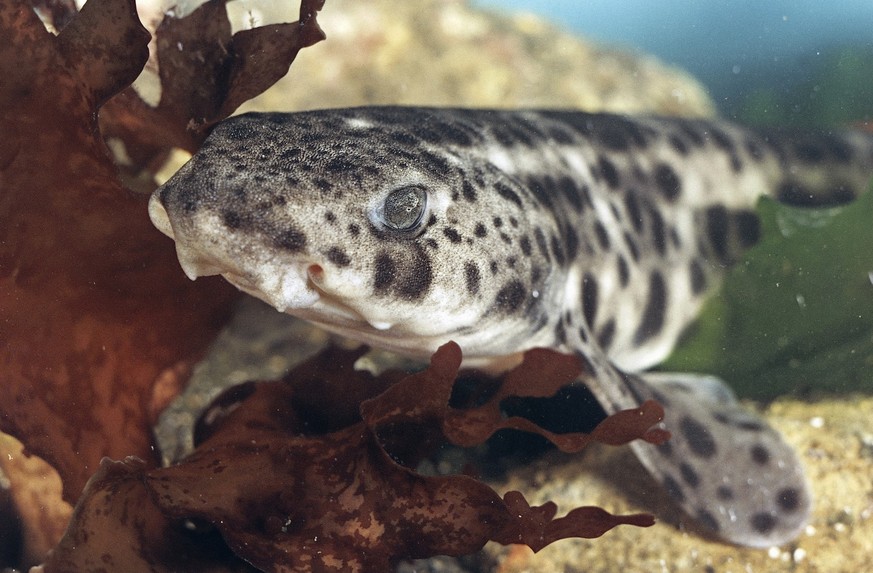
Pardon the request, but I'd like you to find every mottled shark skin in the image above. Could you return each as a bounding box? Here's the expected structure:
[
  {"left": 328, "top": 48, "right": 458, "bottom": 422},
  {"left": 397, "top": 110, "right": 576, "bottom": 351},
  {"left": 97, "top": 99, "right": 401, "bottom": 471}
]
[{"left": 149, "top": 107, "right": 873, "bottom": 548}]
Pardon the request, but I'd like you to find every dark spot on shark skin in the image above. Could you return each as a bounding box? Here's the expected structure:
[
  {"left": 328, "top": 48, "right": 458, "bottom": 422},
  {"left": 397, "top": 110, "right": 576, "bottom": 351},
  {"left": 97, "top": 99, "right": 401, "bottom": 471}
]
[
  {"left": 825, "top": 184, "right": 856, "bottom": 205},
  {"left": 678, "top": 122, "right": 705, "bottom": 147},
  {"left": 596, "top": 319, "right": 616, "bottom": 350},
  {"left": 750, "top": 444, "right": 770, "bottom": 465},
  {"left": 679, "top": 416, "right": 717, "bottom": 458},
  {"left": 750, "top": 513, "right": 777, "bottom": 535},
  {"left": 443, "top": 228, "right": 462, "bottom": 244},
  {"left": 593, "top": 221, "right": 611, "bottom": 250},
  {"left": 550, "top": 234, "right": 565, "bottom": 266},
  {"left": 433, "top": 121, "right": 476, "bottom": 147},
  {"left": 689, "top": 259, "right": 707, "bottom": 295},
  {"left": 708, "top": 126, "right": 735, "bottom": 153},
  {"left": 716, "top": 486, "right": 734, "bottom": 501},
  {"left": 696, "top": 509, "right": 721, "bottom": 533},
  {"left": 422, "top": 151, "right": 455, "bottom": 179},
  {"left": 530, "top": 265, "right": 542, "bottom": 286},
  {"left": 578, "top": 182, "right": 594, "bottom": 209},
  {"left": 705, "top": 205, "right": 730, "bottom": 261},
  {"left": 394, "top": 247, "right": 433, "bottom": 301},
  {"left": 464, "top": 262, "right": 480, "bottom": 296},
  {"left": 654, "top": 163, "right": 682, "bottom": 201},
  {"left": 669, "top": 133, "right": 689, "bottom": 155},
  {"left": 519, "top": 235, "right": 532, "bottom": 256},
  {"left": 492, "top": 125, "right": 520, "bottom": 147},
  {"left": 623, "top": 231, "right": 640, "bottom": 262},
  {"left": 274, "top": 226, "right": 307, "bottom": 252},
  {"left": 679, "top": 462, "right": 700, "bottom": 488},
  {"left": 554, "top": 321, "right": 567, "bottom": 345},
  {"left": 734, "top": 210, "right": 761, "bottom": 248},
  {"left": 617, "top": 254, "right": 630, "bottom": 287},
  {"left": 648, "top": 206, "right": 667, "bottom": 255},
  {"left": 494, "top": 182, "right": 523, "bottom": 208},
  {"left": 494, "top": 280, "right": 527, "bottom": 313},
  {"left": 474, "top": 223, "right": 487, "bottom": 238},
  {"left": 777, "top": 181, "right": 818, "bottom": 206},
  {"left": 530, "top": 175, "right": 557, "bottom": 210},
  {"left": 730, "top": 153, "right": 744, "bottom": 172},
  {"left": 534, "top": 227, "right": 550, "bottom": 261},
  {"left": 563, "top": 227, "right": 580, "bottom": 261},
  {"left": 713, "top": 412, "right": 766, "bottom": 432},
  {"left": 597, "top": 155, "right": 620, "bottom": 189},
  {"left": 373, "top": 252, "right": 396, "bottom": 292},
  {"left": 558, "top": 176, "right": 585, "bottom": 212},
  {"left": 670, "top": 226, "right": 682, "bottom": 249},
  {"left": 548, "top": 125, "right": 575, "bottom": 144},
  {"left": 313, "top": 178, "right": 332, "bottom": 192},
  {"left": 777, "top": 487, "right": 802, "bottom": 512},
  {"left": 624, "top": 190, "right": 643, "bottom": 233},
  {"left": 581, "top": 272, "right": 598, "bottom": 328},
  {"left": 223, "top": 210, "right": 242, "bottom": 229},
  {"left": 325, "top": 156, "right": 355, "bottom": 173},
  {"left": 634, "top": 270, "right": 666, "bottom": 344},
  {"left": 326, "top": 247, "right": 350, "bottom": 267},
  {"left": 663, "top": 475, "right": 685, "bottom": 503}
]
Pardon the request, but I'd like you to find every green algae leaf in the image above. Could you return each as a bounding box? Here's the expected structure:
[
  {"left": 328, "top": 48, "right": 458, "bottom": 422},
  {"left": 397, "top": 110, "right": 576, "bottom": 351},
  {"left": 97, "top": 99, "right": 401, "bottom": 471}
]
[{"left": 663, "top": 180, "right": 873, "bottom": 399}]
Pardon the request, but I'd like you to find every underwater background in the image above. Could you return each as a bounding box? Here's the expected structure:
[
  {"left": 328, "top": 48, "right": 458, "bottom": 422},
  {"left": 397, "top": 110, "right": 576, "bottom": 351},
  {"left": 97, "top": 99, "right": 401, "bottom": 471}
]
[
  {"left": 475, "top": 0, "right": 873, "bottom": 127},
  {"left": 4, "top": 1, "right": 872, "bottom": 571}
]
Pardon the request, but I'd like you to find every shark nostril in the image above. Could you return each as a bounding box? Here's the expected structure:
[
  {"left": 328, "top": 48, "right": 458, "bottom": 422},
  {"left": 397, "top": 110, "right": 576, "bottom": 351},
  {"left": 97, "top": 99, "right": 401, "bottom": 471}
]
[{"left": 308, "top": 264, "right": 324, "bottom": 283}]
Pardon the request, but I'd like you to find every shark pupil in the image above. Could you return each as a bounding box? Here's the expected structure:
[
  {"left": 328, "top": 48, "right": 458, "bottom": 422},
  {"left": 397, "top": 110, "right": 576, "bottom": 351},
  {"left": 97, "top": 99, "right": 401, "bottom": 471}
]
[{"left": 382, "top": 186, "right": 426, "bottom": 231}]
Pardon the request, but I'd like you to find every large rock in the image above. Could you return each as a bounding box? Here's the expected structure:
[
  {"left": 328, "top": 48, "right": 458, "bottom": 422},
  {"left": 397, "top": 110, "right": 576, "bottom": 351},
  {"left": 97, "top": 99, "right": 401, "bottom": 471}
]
[{"left": 238, "top": 0, "right": 715, "bottom": 115}]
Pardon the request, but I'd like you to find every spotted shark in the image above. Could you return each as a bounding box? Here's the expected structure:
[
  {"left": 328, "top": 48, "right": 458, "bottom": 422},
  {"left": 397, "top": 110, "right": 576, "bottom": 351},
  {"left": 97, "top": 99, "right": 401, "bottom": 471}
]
[{"left": 148, "top": 107, "right": 873, "bottom": 547}]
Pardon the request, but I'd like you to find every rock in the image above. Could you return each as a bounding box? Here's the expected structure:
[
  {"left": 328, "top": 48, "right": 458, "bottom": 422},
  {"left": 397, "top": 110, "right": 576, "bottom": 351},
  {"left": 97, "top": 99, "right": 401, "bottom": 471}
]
[{"left": 237, "top": 0, "right": 715, "bottom": 116}]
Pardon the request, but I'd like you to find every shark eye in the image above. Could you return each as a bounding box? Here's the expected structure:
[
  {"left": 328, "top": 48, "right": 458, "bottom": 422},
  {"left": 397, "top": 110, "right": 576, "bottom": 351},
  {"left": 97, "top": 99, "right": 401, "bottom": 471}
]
[{"left": 379, "top": 185, "right": 427, "bottom": 232}]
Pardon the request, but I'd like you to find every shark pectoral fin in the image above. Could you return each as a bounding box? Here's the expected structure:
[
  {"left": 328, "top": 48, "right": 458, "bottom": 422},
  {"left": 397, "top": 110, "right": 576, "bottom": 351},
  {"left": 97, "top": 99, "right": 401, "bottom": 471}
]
[{"left": 620, "top": 370, "right": 811, "bottom": 547}]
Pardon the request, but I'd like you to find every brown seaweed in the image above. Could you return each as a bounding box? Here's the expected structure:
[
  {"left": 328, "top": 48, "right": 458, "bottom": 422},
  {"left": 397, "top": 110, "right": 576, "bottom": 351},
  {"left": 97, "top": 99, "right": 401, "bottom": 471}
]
[
  {"left": 0, "top": 0, "right": 324, "bottom": 563},
  {"left": 43, "top": 343, "right": 663, "bottom": 573}
]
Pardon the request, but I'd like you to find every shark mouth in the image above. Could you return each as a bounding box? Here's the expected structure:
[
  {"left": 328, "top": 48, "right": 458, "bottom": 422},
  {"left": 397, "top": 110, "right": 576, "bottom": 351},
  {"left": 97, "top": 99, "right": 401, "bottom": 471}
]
[{"left": 148, "top": 193, "right": 397, "bottom": 333}]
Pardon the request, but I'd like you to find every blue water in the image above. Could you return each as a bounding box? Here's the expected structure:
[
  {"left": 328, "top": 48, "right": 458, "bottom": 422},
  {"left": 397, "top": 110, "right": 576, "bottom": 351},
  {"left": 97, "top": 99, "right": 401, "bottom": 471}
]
[{"left": 474, "top": 1, "right": 873, "bottom": 119}]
